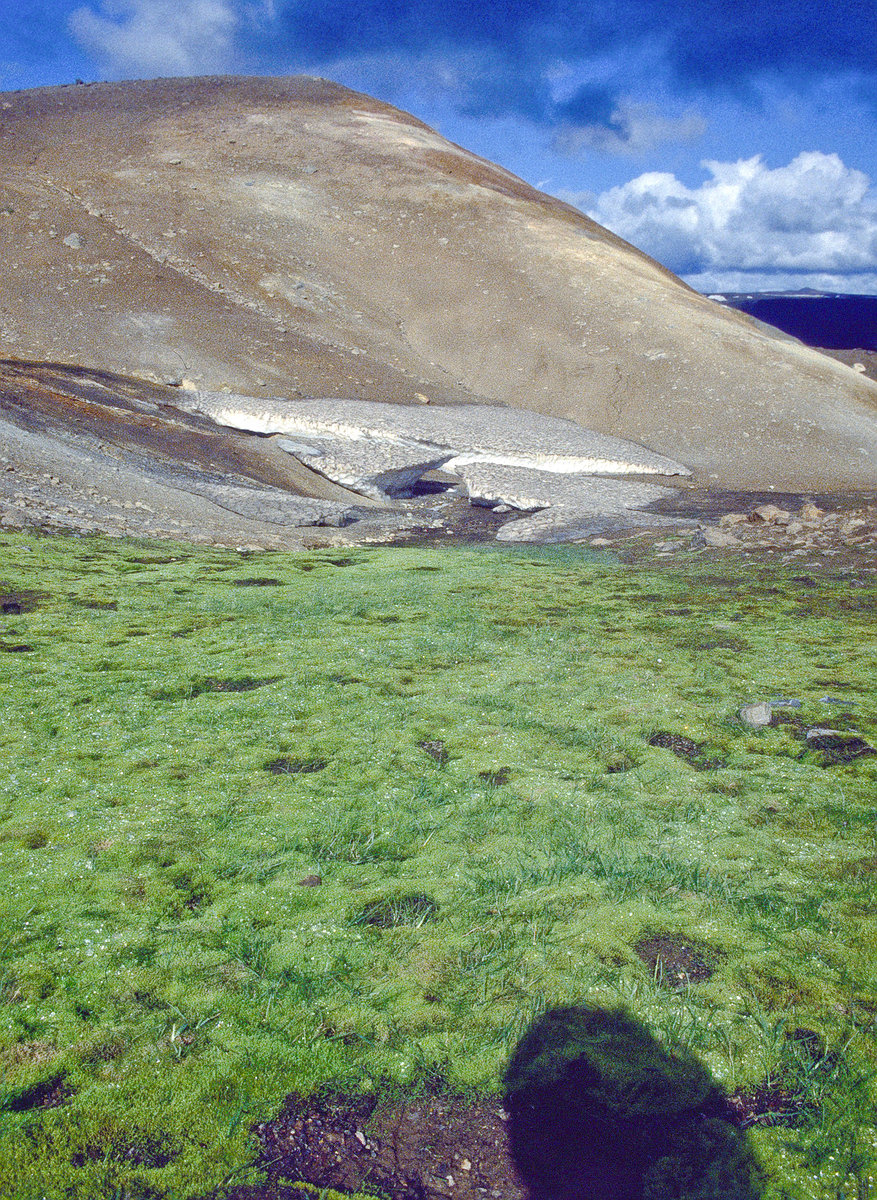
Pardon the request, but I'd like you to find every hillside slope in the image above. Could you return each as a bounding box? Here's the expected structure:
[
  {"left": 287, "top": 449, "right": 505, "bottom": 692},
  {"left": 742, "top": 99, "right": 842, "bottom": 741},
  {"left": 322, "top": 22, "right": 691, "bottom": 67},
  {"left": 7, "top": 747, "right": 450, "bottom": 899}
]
[{"left": 1, "top": 74, "right": 876, "bottom": 490}]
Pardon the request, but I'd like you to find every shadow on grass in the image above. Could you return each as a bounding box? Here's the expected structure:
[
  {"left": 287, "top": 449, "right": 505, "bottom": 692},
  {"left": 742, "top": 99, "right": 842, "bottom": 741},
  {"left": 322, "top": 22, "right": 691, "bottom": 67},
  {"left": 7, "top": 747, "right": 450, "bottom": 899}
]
[{"left": 503, "top": 1006, "right": 764, "bottom": 1200}]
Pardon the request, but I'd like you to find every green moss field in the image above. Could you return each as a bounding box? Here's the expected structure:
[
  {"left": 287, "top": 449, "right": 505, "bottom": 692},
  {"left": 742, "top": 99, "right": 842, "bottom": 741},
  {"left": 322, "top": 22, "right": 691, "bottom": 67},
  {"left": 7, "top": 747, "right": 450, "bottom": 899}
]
[{"left": 0, "top": 530, "right": 875, "bottom": 1199}]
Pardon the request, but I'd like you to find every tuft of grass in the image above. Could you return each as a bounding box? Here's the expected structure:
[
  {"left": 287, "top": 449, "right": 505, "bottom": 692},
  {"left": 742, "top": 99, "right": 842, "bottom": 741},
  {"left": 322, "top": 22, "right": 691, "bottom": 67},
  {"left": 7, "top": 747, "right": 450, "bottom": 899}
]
[{"left": 0, "top": 531, "right": 875, "bottom": 1198}]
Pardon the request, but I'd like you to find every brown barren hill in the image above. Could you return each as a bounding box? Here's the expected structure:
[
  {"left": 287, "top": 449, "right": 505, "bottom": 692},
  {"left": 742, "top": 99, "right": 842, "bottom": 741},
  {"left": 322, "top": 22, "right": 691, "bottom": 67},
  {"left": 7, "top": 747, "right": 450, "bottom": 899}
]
[{"left": 1, "top": 74, "right": 876, "bottom": 491}]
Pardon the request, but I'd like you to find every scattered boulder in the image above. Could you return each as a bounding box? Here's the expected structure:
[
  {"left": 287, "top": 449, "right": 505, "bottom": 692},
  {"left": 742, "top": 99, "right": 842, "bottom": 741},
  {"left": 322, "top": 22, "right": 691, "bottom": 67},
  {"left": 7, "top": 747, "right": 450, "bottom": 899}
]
[
  {"left": 739, "top": 702, "right": 774, "bottom": 729},
  {"left": 748, "top": 504, "right": 791, "bottom": 524},
  {"left": 694, "top": 526, "right": 739, "bottom": 548}
]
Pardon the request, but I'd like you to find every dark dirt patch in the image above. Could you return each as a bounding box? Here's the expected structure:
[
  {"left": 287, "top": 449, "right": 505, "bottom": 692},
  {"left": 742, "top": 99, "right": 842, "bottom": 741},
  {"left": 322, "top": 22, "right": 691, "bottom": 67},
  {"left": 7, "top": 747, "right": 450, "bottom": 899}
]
[
  {"left": 605, "top": 755, "right": 637, "bottom": 774},
  {"left": 478, "top": 767, "right": 511, "bottom": 786},
  {"left": 197, "top": 676, "right": 282, "bottom": 693},
  {"left": 3, "top": 1074, "right": 72, "bottom": 1112},
  {"left": 265, "top": 757, "right": 327, "bottom": 775},
  {"left": 394, "top": 496, "right": 509, "bottom": 547},
  {"left": 801, "top": 728, "right": 876, "bottom": 766},
  {"left": 690, "top": 633, "right": 750, "bottom": 653},
  {"left": 232, "top": 578, "right": 284, "bottom": 587},
  {"left": 127, "top": 556, "right": 185, "bottom": 565},
  {"left": 73, "top": 1132, "right": 181, "bottom": 1169},
  {"left": 297, "top": 874, "right": 323, "bottom": 887},
  {"left": 221, "top": 1091, "right": 525, "bottom": 1200},
  {"left": 726, "top": 1029, "right": 831, "bottom": 1130},
  {"left": 771, "top": 710, "right": 805, "bottom": 731},
  {"left": 0, "top": 589, "right": 45, "bottom": 614},
  {"left": 419, "top": 739, "right": 449, "bottom": 766},
  {"left": 726, "top": 1081, "right": 809, "bottom": 1129},
  {"left": 635, "top": 934, "right": 715, "bottom": 987},
  {"left": 0, "top": 642, "right": 34, "bottom": 652},
  {"left": 648, "top": 732, "right": 725, "bottom": 771},
  {"left": 21, "top": 829, "right": 49, "bottom": 848}
]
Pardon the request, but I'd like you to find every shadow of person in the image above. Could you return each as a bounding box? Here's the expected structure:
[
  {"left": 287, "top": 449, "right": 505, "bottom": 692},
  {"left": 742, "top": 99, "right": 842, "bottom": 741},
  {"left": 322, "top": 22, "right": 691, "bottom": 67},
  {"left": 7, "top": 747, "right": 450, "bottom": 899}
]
[{"left": 503, "top": 1006, "right": 764, "bottom": 1200}]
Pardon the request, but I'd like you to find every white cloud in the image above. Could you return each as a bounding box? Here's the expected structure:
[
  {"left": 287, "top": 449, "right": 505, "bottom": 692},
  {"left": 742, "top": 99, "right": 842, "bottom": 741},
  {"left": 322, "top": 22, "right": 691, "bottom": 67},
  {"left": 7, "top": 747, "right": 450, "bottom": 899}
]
[
  {"left": 566, "top": 151, "right": 877, "bottom": 292},
  {"left": 553, "top": 100, "right": 706, "bottom": 157},
  {"left": 69, "top": 0, "right": 241, "bottom": 76}
]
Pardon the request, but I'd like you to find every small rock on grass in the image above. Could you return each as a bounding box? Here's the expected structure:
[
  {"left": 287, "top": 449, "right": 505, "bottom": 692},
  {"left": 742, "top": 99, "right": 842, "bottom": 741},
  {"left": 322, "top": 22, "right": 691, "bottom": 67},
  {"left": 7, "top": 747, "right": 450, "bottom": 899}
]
[{"left": 739, "top": 702, "right": 773, "bottom": 729}]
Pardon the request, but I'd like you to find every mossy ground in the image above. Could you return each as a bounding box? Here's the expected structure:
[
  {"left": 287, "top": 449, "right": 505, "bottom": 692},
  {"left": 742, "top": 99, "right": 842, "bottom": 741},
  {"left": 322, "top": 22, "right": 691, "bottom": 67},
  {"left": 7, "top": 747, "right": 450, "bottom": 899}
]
[{"left": 0, "top": 531, "right": 875, "bottom": 1199}]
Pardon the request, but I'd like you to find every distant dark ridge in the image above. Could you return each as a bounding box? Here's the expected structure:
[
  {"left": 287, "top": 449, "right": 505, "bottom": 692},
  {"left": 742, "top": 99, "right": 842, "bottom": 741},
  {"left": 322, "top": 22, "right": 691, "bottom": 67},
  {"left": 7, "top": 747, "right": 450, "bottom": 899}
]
[{"left": 714, "top": 294, "right": 877, "bottom": 351}]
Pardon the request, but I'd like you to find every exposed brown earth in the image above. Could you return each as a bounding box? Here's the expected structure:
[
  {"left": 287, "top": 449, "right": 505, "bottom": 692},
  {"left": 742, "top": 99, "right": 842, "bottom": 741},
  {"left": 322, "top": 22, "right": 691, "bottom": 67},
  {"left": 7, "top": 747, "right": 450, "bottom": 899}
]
[
  {"left": 217, "top": 1002, "right": 769, "bottom": 1200},
  {"left": 224, "top": 1091, "right": 527, "bottom": 1200},
  {"left": 1, "top": 74, "right": 876, "bottom": 498}
]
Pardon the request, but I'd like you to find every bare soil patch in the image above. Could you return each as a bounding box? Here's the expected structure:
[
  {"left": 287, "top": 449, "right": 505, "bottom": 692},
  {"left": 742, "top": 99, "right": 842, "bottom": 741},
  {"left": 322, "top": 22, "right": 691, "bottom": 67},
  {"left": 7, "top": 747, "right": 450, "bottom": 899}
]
[
  {"left": 648, "top": 732, "right": 725, "bottom": 771},
  {"left": 221, "top": 1092, "right": 525, "bottom": 1200},
  {"left": 634, "top": 934, "right": 716, "bottom": 988}
]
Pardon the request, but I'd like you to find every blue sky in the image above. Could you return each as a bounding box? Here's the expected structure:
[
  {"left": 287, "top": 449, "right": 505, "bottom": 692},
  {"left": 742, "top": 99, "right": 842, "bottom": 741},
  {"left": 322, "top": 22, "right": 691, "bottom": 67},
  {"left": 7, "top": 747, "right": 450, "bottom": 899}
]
[{"left": 4, "top": 0, "right": 877, "bottom": 292}]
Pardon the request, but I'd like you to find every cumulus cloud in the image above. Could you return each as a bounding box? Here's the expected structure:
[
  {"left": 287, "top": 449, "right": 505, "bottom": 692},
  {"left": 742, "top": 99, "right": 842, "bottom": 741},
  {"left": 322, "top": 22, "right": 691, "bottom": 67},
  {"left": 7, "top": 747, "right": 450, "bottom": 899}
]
[
  {"left": 552, "top": 100, "right": 706, "bottom": 157},
  {"left": 69, "top": 0, "right": 244, "bottom": 76},
  {"left": 573, "top": 151, "right": 877, "bottom": 291}
]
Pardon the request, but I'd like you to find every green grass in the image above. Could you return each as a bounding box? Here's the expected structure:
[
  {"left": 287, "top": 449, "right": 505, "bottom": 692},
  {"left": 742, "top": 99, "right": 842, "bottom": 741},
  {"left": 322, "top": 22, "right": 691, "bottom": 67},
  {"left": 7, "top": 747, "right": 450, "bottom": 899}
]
[{"left": 0, "top": 531, "right": 875, "bottom": 1199}]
